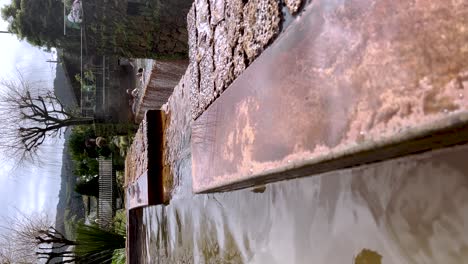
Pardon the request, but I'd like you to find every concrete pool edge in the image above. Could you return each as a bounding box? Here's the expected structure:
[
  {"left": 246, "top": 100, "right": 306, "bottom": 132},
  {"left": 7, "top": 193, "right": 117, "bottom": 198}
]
[
  {"left": 191, "top": 0, "right": 468, "bottom": 193},
  {"left": 194, "top": 112, "right": 468, "bottom": 193}
]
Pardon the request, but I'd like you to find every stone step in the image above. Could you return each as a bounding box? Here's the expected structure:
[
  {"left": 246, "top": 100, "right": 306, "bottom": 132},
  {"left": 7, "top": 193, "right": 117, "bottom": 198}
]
[
  {"left": 125, "top": 110, "right": 169, "bottom": 209},
  {"left": 191, "top": 0, "right": 468, "bottom": 193}
]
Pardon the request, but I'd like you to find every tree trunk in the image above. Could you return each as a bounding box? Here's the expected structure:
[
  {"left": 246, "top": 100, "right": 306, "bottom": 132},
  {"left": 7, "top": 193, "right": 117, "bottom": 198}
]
[{"left": 63, "top": 117, "right": 95, "bottom": 127}]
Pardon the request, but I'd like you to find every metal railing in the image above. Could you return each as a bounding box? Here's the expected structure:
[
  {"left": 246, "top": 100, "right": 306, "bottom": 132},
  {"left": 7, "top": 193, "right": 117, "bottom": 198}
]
[
  {"left": 97, "top": 156, "right": 115, "bottom": 229},
  {"left": 79, "top": 4, "right": 108, "bottom": 118},
  {"left": 79, "top": 55, "right": 108, "bottom": 118}
]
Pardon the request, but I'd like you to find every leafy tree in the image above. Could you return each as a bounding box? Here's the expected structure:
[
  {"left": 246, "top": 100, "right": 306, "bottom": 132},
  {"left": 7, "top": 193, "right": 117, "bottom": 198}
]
[
  {"left": 75, "top": 176, "right": 100, "bottom": 198},
  {"left": 69, "top": 126, "right": 98, "bottom": 160},
  {"left": 74, "top": 157, "right": 100, "bottom": 177},
  {"left": 0, "top": 78, "right": 94, "bottom": 162},
  {"left": 1, "top": 0, "right": 72, "bottom": 49}
]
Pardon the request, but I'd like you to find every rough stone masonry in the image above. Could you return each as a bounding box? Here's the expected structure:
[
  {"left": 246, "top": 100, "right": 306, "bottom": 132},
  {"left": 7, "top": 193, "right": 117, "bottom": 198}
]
[{"left": 188, "top": 0, "right": 303, "bottom": 119}]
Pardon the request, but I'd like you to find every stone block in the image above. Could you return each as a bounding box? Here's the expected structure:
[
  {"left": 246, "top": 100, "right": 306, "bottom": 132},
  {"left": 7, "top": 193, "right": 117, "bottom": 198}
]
[{"left": 191, "top": 0, "right": 468, "bottom": 192}]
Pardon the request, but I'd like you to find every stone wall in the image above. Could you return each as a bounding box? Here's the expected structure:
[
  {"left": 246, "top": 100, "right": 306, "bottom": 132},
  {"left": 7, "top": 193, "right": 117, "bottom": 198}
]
[
  {"left": 188, "top": 0, "right": 303, "bottom": 118},
  {"left": 82, "top": 0, "right": 192, "bottom": 59}
]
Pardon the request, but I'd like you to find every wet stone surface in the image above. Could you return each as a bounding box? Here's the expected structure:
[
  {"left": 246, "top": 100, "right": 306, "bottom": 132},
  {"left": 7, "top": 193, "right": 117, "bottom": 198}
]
[
  {"left": 135, "top": 145, "right": 468, "bottom": 263},
  {"left": 162, "top": 70, "right": 194, "bottom": 196}
]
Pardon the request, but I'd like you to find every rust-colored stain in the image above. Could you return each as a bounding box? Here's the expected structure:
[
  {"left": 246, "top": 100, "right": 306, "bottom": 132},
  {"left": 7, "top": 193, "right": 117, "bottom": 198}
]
[{"left": 192, "top": 0, "right": 468, "bottom": 193}]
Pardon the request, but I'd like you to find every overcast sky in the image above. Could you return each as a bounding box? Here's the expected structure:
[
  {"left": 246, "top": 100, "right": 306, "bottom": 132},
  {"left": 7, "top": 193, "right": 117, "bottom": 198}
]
[{"left": 0, "top": 0, "right": 62, "bottom": 222}]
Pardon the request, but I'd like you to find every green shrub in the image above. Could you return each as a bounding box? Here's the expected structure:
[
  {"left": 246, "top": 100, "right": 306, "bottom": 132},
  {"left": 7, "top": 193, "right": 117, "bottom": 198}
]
[
  {"left": 112, "top": 209, "right": 126, "bottom": 236},
  {"left": 74, "top": 157, "right": 99, "bottom": 176},
  {"left": 75, "top": 223, "right": 126, "bottom": 264},
  {"left": 94, "top": 123, "right": 137, "bottom": 137},
  {"left": 75, "top": 176, "right": 100, "bottom": 198},
  {"left": 69, "top": 126, "right": 97, "bottom": 160},
  {"left": 111, "top": 249, "right": 126, "bottom": 264}
]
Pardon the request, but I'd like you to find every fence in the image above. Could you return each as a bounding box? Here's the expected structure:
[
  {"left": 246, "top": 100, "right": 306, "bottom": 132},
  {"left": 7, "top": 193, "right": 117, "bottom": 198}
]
[
  {"left": 97, "top": 156, "right": 115, "bottom": 229},
  {"left": 80, "top": 55, "right": 110, "bottom": 118}
]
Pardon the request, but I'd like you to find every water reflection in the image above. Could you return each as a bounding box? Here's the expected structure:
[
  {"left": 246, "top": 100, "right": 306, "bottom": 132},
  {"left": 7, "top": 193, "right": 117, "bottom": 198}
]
[{"left": 135, "top": 144, "right": 468, "bottom": 263}]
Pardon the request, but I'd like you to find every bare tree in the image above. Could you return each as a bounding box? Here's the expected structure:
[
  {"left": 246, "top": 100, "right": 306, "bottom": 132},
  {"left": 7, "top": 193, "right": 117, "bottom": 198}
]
[
  {"left": 0, "top": 77, "right": 94, "bottom": 162},
  {"left": 0, "top": 211, "right": 125, "bottom": 264},
  {"left": 0, "top": 237, "right": 35, "bottom": 264},
  {"left": 0, "top": 211, "right": 78, "bottom": 264}
]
